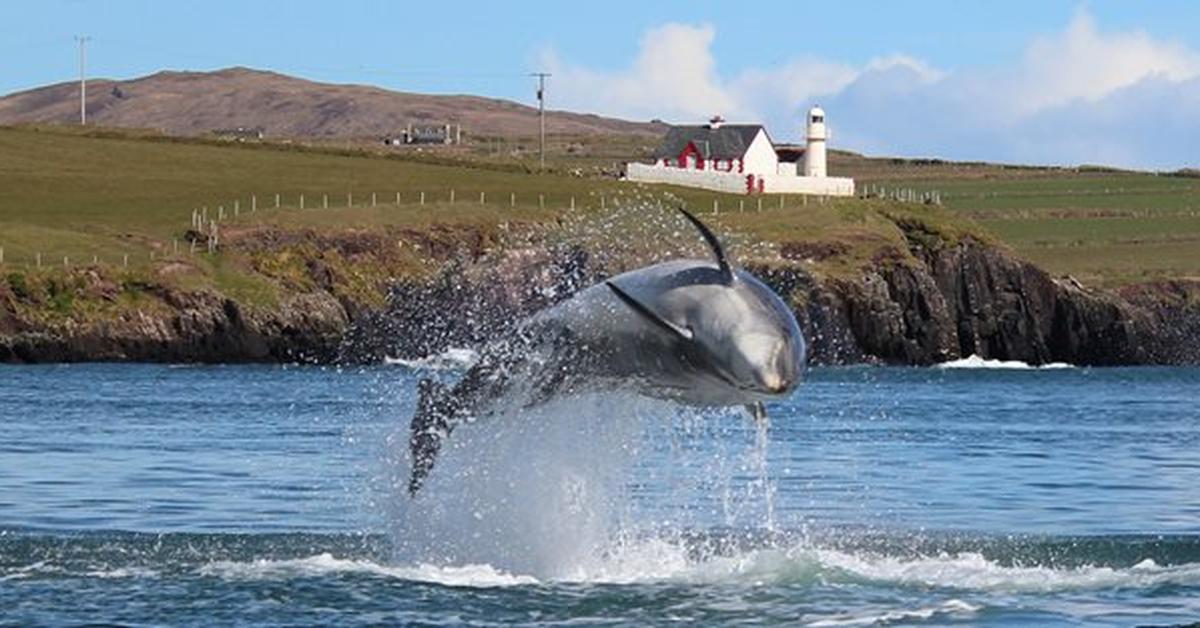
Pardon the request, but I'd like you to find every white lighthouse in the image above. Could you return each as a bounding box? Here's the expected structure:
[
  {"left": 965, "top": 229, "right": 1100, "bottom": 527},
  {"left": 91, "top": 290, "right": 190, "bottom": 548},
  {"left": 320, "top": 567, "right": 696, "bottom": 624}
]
[{"left": 803, "top": 105, "right": 827, "bottom": 178}]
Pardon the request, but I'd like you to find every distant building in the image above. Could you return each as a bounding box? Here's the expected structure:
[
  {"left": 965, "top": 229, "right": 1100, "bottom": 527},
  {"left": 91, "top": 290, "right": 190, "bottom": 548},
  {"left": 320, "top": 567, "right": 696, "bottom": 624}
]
[
  {"left": 383, "top": 123, "right": 462, "bottom": 146},
  {"left": 625, "top": 107, "right": 854, "bottom": 196},
  {"left": 212, "top": 126, "right": 265, "bottom": 141}
]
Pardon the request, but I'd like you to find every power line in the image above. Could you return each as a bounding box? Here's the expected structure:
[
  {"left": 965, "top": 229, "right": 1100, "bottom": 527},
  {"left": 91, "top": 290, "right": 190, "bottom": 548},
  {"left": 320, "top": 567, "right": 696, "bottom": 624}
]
[{"left": 531, "top": 72, "right": 550, "bottom": 170}]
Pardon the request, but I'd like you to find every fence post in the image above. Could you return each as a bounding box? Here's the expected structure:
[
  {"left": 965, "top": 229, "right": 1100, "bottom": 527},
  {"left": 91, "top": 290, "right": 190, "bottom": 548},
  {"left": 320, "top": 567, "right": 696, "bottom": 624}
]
[
  {"left": 713, "top": 199, "right": 718, "bottom": 214},
  {"left": 480, "top": 192, "right": 485, "bottom": 205},
  {"left": 539, "top": 194, "right": 545, "bottom": 209},
  {"left": 348, "top": 192, "right": 353, "bottom": 207},
  {"left": 396, "top": 192, "right": 401, "bottom": 205},
  {"left": 372, "top": 192, "right": 377, "bottom": 207},
  {"left": 219, "top": 205, "right": 225, "bottom": 221},
  {"left": 36, "top": 253, "right": 41, "bottom": 268},
  {"left": 64, "top": 256, "right": 69, "bottom": 269},
  {"left": 420, "top": 192, "right": 425, "bottom": 205},
  {"left": 570, "top": 196, "right": 575, "bottom": 210},
  {"left": 275, "top": 193, "right": 280, "bottom": 208},
  {"left": 300, "top": 193, "right": 305, "bottom": 209},
  {"left": 173, "top": 239, "right": 178, "bottom": 254},
  {"left": 758, "top": 197, "right": 762, "bottom": 212},
  {"left": 0, "top": 246, "right": 4, "bottom": 264},
  {"left": 234, "top": 199, "right": 239, "bottom": 216},
  {"left": 123, "top": 254, "right": 127, "bottom": 267},
  {"left": 251, "top": 195, "right": 257, "bottom": 213},
  {"left": 323, "top": 194, "right": 328, "bottom": 209},
  {"left": 739, "top": 199, "right": 744, "bottom": 213},
  {"left": 450, "top": 189, "right": 455, "bottom": 203},
  {"left": 510, "top": 192, "right": 516, "bottom": 207}
]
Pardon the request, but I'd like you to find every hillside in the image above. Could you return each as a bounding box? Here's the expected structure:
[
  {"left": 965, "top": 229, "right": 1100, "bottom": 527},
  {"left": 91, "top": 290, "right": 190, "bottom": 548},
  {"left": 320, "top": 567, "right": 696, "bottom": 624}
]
[
  {"left": 0, "top": 67, "right": 664, "bottom": 138},
  {"left": 832, "top": 153, "right": 1200, "bottom": 287},
  {"left": 0, "top": 126, "right": 1197, "bottom": 366}
]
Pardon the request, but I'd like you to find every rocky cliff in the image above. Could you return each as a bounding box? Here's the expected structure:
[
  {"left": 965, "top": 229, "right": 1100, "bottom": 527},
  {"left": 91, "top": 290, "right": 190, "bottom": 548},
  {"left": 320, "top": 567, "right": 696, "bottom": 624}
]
[{"left": 2, "top": 223, "right": 1197, "bottom": 367}]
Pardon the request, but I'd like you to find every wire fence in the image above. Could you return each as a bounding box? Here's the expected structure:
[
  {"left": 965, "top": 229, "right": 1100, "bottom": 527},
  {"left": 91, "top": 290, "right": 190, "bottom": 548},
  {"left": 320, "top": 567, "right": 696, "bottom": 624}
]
[{"left": 0, "top": 186, "right": 926, "bottom": 271}]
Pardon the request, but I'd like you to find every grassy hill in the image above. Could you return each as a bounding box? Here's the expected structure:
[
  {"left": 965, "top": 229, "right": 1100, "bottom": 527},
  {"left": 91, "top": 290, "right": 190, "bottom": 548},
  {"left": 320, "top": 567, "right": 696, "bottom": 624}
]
[
  {"left": 836, "top": 153, "right": 1200, "bottom": 286},
  {"left": 0, "top": 124, "right": 1195, "bottom": 309},
  {"left": 0, "top": 67, "right": 664, "bottom": 138},
  {"left": 0, "top": 125, "right": 983, "bottom": 316}
]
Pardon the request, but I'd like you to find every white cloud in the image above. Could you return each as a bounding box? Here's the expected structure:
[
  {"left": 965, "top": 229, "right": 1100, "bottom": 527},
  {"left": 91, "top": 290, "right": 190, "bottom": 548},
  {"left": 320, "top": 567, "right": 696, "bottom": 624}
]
[
  {"left": 541, "top": 24, "right": 737, "bottom": 123},
  {"left": 543, "top": 10, "right": 1200, "bottom": 169},
  {"left": 1017, "top": 9, "right": 1200, "bottom": 112}
]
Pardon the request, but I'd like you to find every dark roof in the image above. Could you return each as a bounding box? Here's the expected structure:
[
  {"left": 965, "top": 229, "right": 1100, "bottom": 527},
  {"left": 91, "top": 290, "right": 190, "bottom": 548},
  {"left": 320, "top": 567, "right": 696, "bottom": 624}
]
[
  {"left": 653, "top": 124, "right": 765, "bottom": 160},
  {"left": 774, "top": 143, "right": 807, "bottom": 163}
]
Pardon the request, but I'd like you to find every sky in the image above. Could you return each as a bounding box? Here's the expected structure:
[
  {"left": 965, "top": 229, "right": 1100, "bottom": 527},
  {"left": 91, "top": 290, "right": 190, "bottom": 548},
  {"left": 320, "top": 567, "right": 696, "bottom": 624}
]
[{"left": 5, "top": 1, "right": 1200, "bottom": 169}]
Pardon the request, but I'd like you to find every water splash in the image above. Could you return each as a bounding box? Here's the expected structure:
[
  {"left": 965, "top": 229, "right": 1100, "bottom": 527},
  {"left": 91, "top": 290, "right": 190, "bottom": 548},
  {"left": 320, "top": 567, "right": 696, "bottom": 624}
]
[{"left": 375, "top": 372, "right": 786, "bottom": 580}]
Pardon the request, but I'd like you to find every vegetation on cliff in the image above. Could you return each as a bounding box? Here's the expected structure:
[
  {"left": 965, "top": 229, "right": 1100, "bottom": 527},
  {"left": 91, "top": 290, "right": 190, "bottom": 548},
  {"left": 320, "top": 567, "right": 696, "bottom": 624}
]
[{"left": 1, "top": 125, "right": 1196, "bottom": 364}]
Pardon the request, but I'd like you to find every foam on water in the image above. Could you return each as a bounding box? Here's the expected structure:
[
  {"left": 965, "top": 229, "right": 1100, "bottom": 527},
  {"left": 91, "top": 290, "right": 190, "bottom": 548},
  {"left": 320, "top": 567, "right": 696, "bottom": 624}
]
[
  {"left": 199, "top": 553, "right": 538, "bottom": 587},
  {"left": 383, "top": 347, "right": 480, "bottom": 370},
  {"left": 366, "top": 364, "right": 1200, "bottom": 596},
  {"left": 184, "top": 541, "right": 1200, "bottom": 594},
  {"left": 937, "top": 354, "right": 1074, "bottom": 370}
]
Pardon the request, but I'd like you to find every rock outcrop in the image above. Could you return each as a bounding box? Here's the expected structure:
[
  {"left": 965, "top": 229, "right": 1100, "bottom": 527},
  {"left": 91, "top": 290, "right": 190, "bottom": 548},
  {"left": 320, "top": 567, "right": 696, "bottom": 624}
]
[{"left": 2, "top": 228, "right": 1198, "bottom": 366}]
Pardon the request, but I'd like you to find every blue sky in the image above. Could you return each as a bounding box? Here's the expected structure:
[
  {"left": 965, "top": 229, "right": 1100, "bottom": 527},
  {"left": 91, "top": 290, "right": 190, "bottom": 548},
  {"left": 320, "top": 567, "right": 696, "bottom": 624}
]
[{"left": 5, "top": 1, "right": 1200, "bottom": 168}]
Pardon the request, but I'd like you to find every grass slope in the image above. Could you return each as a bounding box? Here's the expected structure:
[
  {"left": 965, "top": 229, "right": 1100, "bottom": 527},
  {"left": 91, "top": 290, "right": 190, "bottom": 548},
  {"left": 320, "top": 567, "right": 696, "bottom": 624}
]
[
  {"left": 2, "top": 125, "right": 1191, "bottom": 311},
  {"left": 839, "top": 154, "right": 1200, "bottom": 285}
]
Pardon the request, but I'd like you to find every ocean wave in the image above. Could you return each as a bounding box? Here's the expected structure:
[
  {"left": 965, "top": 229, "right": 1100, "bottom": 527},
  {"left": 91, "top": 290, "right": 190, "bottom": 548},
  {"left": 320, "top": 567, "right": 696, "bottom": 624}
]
[
  {"left": 198, "top": 552, "right": 537, "bottom": 588},
  {"left": 936, "top": 354, "right": 1074, "bottom": 370},
  {"left": 9, "top": 537, "right": 1200, "bottom": 597},
  {"left": 557, "top": 540, "right": 1200, "bottom": 592},
  {"left": 383, "top": 347, "right": 479, "bottom": 370},
  {"left": 806, "top": 599, "right": 981, "bottom": 626},
  {"left": 808, "top": 548, "right": 1200, "bottom": 592},
  {"left": 190, "top": 542, "right": 1200, "bottom": 594}
]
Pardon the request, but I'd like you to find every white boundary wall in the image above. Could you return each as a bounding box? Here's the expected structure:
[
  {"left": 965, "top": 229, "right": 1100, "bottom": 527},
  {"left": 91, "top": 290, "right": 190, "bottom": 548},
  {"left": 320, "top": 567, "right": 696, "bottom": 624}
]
[
  {"left": 626, "top": 163, "right": 749, "bottom": 194},
  {"left": 626, "top": 163, "right": 855, "bottom": 196}
]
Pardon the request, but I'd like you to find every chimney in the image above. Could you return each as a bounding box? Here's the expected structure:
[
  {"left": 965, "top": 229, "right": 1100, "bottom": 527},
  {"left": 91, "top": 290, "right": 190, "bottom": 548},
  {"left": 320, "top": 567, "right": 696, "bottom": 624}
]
[{"left": 708, "top": 115, "right": 725, "bottom": 129}]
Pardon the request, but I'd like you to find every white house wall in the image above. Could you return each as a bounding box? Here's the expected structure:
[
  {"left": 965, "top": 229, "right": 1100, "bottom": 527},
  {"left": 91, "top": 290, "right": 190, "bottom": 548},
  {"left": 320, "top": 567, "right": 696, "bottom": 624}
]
[
  {"left": 626, "top": 163, "right": 855, "bottom": 196},
  {"left": 626, "top": 163, "right": 751, "bottom": 194},
  {"left": 741, "top": 130, "right": 777, "bottom": 176},
  {"left": 766, "top": 173, "right": 854, "bottom": 195}
]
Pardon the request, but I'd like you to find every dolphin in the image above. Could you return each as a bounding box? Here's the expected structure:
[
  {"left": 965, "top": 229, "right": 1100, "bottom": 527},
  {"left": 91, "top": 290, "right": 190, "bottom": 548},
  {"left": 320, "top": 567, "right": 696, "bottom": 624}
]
[{"left": 407, "top": 208, "right": 806, "bottom": 495}]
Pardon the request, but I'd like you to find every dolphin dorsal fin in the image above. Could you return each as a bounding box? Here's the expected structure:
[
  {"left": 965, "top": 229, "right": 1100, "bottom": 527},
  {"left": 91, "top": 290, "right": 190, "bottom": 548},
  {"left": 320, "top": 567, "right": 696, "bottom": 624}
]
[
  {"left": 605, "top": 281, "right": 693, "bottom": 342},
  {"left": 679, "top": 207, "right": 734, "bottom": 284}
]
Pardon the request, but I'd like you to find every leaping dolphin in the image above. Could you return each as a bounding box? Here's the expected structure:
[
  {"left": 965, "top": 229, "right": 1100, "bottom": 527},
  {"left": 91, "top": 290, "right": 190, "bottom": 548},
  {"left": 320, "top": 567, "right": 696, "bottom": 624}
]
[{"left": 407, "top": 208, "right": 806, "bottom": 495}]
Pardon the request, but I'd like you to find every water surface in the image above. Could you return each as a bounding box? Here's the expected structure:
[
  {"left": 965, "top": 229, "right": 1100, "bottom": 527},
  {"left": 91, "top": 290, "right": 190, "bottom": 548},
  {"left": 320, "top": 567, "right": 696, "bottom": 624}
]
[{"left": 1, "top": 363, "right": 1198, "bottom": 626}]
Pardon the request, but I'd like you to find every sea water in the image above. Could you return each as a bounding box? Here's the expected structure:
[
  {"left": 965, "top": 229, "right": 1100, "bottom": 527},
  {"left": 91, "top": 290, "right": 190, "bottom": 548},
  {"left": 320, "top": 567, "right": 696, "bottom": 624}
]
[{"left": 1, "top": 362, "right": 1198, "bottom": 626}]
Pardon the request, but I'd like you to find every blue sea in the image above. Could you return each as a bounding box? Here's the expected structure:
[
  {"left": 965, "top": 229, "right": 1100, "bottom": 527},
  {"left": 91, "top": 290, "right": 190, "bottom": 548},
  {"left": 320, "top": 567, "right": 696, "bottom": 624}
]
[{"left": 1, "top": 360, "right": 1198, "bottom": 626}]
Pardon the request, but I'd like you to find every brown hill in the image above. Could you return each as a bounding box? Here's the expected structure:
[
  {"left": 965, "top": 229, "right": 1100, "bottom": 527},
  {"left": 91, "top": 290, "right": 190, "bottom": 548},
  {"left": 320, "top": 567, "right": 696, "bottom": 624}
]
[{"left": 0, "top": 67, "right": 663, "bottom": 139}]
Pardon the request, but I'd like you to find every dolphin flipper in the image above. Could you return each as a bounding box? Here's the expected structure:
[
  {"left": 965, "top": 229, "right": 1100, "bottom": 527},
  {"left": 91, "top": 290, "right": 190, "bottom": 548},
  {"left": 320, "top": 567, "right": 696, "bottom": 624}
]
[
  {"left": 605, "top": 281, "right": 694, "bottom": 341},
  {"left": 408, "top": 378, "right": 459, "bottom": 496}
]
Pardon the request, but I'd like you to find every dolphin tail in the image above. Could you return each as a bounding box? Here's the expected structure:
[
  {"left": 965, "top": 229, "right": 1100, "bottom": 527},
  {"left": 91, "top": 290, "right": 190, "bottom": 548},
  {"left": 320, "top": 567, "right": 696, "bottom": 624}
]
[{"left": 408, "top": 378, "right": 459, "bottom": 496}]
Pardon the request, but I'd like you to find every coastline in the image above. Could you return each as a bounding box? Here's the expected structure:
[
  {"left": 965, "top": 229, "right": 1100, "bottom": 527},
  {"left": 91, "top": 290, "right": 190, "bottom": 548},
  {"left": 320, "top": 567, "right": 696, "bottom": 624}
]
[{"left": 3, "top": 222, "right": 1197, "bottom": 367}]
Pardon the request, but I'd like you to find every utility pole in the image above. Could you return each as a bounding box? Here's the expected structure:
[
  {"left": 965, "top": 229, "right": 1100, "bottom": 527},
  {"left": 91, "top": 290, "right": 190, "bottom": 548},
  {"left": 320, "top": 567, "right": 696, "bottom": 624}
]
[
  {"left": 530, "top": 72, "right": 550, "bottom": 170},
  {"left": 75, "top": 35, "right": 91, "bottom": 125}
]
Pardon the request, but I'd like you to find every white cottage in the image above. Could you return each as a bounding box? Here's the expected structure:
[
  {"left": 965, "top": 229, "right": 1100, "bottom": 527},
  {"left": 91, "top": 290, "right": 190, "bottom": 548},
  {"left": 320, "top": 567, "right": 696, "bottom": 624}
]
[{"left": 625, "top": 108, "right": 854, "bottom": 196}]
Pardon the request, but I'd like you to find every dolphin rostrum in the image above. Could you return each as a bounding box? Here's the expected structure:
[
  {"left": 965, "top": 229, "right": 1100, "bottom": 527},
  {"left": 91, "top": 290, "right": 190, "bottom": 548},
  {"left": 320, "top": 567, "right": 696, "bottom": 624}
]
[{"left": 407, "top": 208, "right": 807, "bottom": 494}]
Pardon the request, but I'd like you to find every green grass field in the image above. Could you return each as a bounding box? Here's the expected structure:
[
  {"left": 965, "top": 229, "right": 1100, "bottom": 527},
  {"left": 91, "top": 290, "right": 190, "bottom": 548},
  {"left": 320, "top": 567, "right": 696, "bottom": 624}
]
[
  {"left": 2, "top": 125, "right": 1195, "bottom": 297},
  {"left": 0, "top": 126, "right": 922, "bottom": 266},
  {"left": 836, "top": 154, "right": 1200, "bottom": 285}
]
